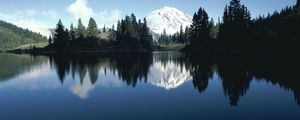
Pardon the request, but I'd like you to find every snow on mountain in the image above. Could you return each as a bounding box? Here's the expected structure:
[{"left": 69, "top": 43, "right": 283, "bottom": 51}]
[
  {"left": 148, "top": 61, "right": 192, "bottom": 90},
  {"left": 145, "top": 6, "right": 192, "bottom": 35}
]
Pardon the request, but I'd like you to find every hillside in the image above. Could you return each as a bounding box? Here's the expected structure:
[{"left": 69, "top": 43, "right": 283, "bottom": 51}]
[{"left": 0, "top": 20, "right": 47, "bottom": 51}]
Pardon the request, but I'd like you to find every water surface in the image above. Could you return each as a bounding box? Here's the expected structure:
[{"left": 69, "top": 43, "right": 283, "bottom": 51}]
[{"left": 0, "top": 52, "right": 299, "bottom": 120}]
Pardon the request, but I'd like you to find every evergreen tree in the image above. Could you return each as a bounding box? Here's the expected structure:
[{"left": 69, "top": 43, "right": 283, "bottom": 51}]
[
  {"left": 218, "top": 0, "right": 251, "bottom": 51},
  {"left": 179, "top": 25, "right": 184, "bottom": 43},
  {"left": 54, "top": 19, "right": 66, "bottom": 43},
  {"left": 297, "top": 0, "right": 300, "bottom": 6},
  {"left": 70, "top": 24, "right": 76, "bottom": 41},
  {"left": 87, "top": 18, "right": 98, "bottom": 37},
  {"left": 76, "top": 18, "right": 86, "bottom": 38},
  {"left": 139, "top": 18, "right": 153, "bottom": 50},
  {"left": 189, "top": 7, "right": 211, "bottom": 51},
  {"left": 103, "top": 25, "right": 106, "bottom": 33},
  {"left": 48, "top": 36, "right": 52, "bottom": 45},
  {"left": 184, "top": 27, "right": 190, "bottom": 44}
]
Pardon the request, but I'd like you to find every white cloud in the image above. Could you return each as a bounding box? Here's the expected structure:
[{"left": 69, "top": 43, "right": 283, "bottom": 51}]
[
  {"left": 67, "top": 0, "right": 121, "bottom": 26},
  {"left": 0, "top": 9, "right": 52, "bottom": 36},
  {"left": 67, "top": 0, "right": 94, "bottom": 23},
  {"left": 42, "top": 10, "right": 58, "bottom": 18},
  {"left": 12, "top": 19, "right": 51, "bottom": 37}
]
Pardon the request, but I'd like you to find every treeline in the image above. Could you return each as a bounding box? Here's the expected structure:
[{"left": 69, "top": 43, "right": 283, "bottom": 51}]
[
  {"left": 0, "top": 20, "right": 47, "bottom": 51},
  {"left": 48, "top": 13, "right": 154, "bottom": 52},
  {"left": 182, "top": 0, "right": 300, "bottom": 53},
  {"left": 157, "top": 26, "right": 191, "bottom": 45}
]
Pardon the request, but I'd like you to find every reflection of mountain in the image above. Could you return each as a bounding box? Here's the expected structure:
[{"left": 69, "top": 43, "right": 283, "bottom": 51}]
[
  {"left": 148, "top": 61, "right": 191, "bottom": 90},
  {"left": 32, "top": 52, "right": 300, "bottom": 106},
  {"left": 0, "top": 54, "right": 47, "bottom": 82}
]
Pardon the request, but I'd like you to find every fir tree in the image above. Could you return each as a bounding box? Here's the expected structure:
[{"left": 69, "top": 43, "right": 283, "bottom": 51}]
[
  {"left": 54, "top": 19, "right": 66, "bottom": 43},
  {"left": 189, "top": 7, "right": 211, "bottom": 51},
  {"left": 87, "top": 18, "right": 98, "bottom": 37},
  {"left": 48, "top": 36, "right": 52, "bottom": 45},
  {"left": 76, "top": 18, "right": 86, "bottom": 38},
  {"left": 70, "top": 24, "right": 76, "bottom": 41}
]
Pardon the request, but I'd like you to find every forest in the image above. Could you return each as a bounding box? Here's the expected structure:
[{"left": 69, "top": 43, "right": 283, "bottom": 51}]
[
  {"left": 2, "top": 0, "right": 300, "bottom": 53},
  {"left": 182, "top": 0, "right": 300, "bottom": 53},
  {"left": 0, "top": 20, "right": 47, "bottom": 51},
  {"left": 42, "top": 14, "right": 153, "bottom": 52}
]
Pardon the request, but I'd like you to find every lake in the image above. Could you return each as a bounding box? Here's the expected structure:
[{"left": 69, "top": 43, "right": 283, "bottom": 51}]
[{"left": 0, "top": 52, "right": 299, "bottom": 120}]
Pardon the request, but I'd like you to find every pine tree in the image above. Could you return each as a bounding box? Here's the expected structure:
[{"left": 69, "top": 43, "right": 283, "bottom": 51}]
[
  {"left": 189, "top": 7, "right": 210, "bottom": 50},
  {"left": 184, "top": 27, "right": 190, "bottom": 44},
  {"left": 70, "top": 24, "right": 76, "bottom": 41},
  {"left": 87, "top": 17, "right": 98, "bottom": 37},
  {"left": 218, "top": 0, "right": 251, "bottom": 50},
  {"left": 54, "top": 19, "right": 66, "bottom": 43},
  {"left": 76, "top": 18, "right": 86, "bottom": 38},
  {"left": 140, "top": 18, "right": 153, "bottom": 50},
  {"left": 48, "top": 36, "right": 52, "bottom": 45},
  {"left": 103, "top": 25, "right": 106, "bottom": 33},
  {"left": 297, "top": 0, "right": 300, "bottom": 6},
  {"left": 179, "top": 25, "right": 184, "bottom": 43}
]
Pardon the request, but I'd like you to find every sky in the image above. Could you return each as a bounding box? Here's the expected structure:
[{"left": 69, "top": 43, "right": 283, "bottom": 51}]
[{"left": 0, "top": 0, "right": 297, "bottom": 36}]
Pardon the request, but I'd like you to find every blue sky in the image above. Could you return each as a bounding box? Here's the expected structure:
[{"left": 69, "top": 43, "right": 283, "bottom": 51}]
[{"left": 0, "top": 0, "right": 297, "bottom": 36}]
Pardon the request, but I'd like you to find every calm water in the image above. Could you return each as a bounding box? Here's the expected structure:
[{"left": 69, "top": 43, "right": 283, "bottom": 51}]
[{"left": 0, "top": 52, "right": 299, "bottom": 120}]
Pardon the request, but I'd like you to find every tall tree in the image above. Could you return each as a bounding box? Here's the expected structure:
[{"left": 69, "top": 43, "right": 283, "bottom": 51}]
[
  {"left": 218, "top": 0, "right": 251, "bottom": 50},
  {"left": 297, "top": 0, "right": 300, "bottom": 6},
  {"left": 48, "top": 36, "right": 52, "bottom": 45},
  {"left": 179, "top": 25, "right": 184, "bottom": 43},
  {"left": 54, "top": 19, "right": 66, "bottom": 43},
  {"left": 103, "top": 25, "right": 106, "bottom": 33},
  {"left": 70, "top": 23, "right": 76, "bottom": 41},
  {"left": 87, "top": 18, "right": 98, "bottom": 37},
  {"left": 76, "top": 18, "right": 86, "bottom": 38},
  {"left": 139, "top": 18, "right": 153, "bottom": 50},
  {"left": 189, "top": 7, "right": 211, "bottom": 51}
]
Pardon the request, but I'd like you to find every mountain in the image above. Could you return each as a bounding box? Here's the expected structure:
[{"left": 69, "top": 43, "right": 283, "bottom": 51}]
[
  {"left": 0, "top": 20, "right": 47, "bottom": 51},
  {"left": 145, "top": 6, "right": 192, "bottom": 35},
  {"left": 148, "top": 61, "right": 192, "bottom": 90}
]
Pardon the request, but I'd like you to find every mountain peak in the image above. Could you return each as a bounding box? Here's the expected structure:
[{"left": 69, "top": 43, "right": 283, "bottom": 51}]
[{"left": 146, "top": 7, "right": 192, "bottom": 35}]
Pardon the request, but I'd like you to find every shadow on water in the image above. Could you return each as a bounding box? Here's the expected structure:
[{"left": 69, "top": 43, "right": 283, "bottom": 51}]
[{"left": 0, "top": 52, "right": 300, "bottom": 106}]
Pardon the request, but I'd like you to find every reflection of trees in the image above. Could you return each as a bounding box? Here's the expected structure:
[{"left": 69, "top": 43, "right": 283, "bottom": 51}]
[
  {"left": 48, "top": 53, "right": 300, "bottom": 106},
  {"left": 217, "top": 56, "right": 251, "bottom": 106},
  {"left": 188, "top": 56, "right": 214, "bottom": 93},
  {"left": 50, "top": 53, "right": 153, "bottom": 87},
  {"left": 0, "top": 54, "right": 47, "bottom": 82},
  {"left": 115, "top": 53, "right": 152, "bottom": 87},
  {"left": 187, "top": 54, "right": 300, "bottom": 106}
]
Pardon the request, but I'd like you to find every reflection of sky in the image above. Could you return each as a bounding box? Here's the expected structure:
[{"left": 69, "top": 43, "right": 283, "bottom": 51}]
[
  {"left": 0, "top": 59, "right": 194, "bottom": 99},
  {"left": 0, "top": 57, "right": 299, "bottom": 119}
]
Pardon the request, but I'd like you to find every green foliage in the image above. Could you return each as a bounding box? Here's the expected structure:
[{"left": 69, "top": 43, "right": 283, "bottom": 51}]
[
  {"left": 116, "top": 13, "right": 153, "bottom": 51},
  {"left": 76, "top": 19, "right": 86, "bottom": 38},
  {"left": 250, "top": 3, "right": 300, "bottom": 52},
  {"left": 184, "top": 7, "right": 212, "bottom": 51},
  {"left": 53, "top": 19, "right": 70, "bottom": 49},
  {"left": 0, "top": 20, "right": 46, "bottom": 50},
  {"left": 218, "top": 0, "right": 251, "bottom": 50},
  {"left": 70, "top": 24, "right": 76, "bottom": 41},
  {"left": 87, "top": 18, "right": 98, "bottom": 37}
]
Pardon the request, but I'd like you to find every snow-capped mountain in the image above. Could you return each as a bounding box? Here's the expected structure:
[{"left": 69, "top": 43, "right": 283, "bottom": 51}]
[{"left": 145, "top": 6, "right": 193, "bottom": 35}]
